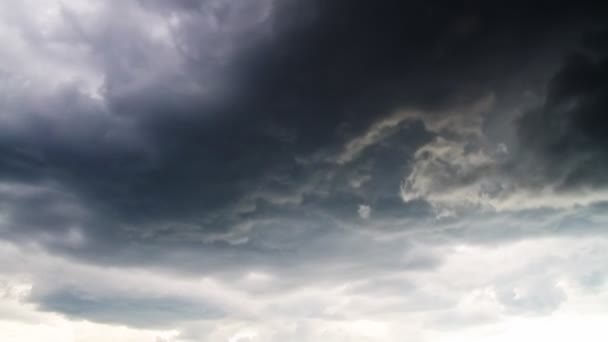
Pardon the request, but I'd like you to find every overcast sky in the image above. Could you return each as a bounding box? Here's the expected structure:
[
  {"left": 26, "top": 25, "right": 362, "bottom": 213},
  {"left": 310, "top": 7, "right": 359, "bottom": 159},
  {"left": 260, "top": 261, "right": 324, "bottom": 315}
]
[{"left": 1, "top": 0, "right": 608, "bottom": 341}]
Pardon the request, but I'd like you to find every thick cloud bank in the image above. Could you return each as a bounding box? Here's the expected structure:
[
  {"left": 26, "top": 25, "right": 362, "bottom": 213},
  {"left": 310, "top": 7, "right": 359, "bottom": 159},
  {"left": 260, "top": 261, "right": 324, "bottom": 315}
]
[{"left": 0, "top": 0, "right": 607, "bottom": 341}]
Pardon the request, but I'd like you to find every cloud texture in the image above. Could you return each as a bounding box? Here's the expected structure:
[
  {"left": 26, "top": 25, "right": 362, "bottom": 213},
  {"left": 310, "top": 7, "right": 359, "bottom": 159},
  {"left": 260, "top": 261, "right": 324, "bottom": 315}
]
[{"left": 0, "top": 0, "right": 607, "bottom": 341}]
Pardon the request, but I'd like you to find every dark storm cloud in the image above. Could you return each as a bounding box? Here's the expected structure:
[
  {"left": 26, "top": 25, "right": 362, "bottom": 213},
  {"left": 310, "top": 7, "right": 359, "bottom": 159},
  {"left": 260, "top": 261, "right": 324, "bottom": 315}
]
[
  {"left": 516, "top": 33, "right": 608, "bottom": 190},
  {"left": 1, "top": 2, "right": 608, "bottom": 329},
  {"left": 3, "top": 2, "right": 608, "bottom": 338}
]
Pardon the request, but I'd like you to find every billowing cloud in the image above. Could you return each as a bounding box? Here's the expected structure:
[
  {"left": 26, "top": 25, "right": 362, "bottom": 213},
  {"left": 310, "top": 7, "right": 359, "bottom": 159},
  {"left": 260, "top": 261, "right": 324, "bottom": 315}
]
[{"left": 0, "top": 0, "right": 608, "bottom": 341}]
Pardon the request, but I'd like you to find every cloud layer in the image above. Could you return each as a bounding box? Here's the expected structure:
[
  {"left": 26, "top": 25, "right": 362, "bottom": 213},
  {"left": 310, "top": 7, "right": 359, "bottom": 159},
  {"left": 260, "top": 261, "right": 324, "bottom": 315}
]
[{"left": 0, "top": 0, "right": 607, "bottom": 341}]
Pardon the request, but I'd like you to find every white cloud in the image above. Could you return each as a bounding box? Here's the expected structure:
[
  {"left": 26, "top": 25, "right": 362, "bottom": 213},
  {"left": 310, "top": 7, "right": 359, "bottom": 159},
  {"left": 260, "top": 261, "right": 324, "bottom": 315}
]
[
  {"left": 337, "top": 94, "right": 494, "bottom": 165},
  {"left": 0, "top": 233, "right": 607, "bottom": 341},
  {"left": 358, "top": 204, "right": 372, "bottom": 219}
]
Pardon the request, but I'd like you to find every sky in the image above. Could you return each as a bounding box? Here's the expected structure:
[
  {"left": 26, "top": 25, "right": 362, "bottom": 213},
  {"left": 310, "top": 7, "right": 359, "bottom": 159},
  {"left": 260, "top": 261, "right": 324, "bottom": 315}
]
[{"left": 0, "top": 0, "right": 608, "bottom": 341}]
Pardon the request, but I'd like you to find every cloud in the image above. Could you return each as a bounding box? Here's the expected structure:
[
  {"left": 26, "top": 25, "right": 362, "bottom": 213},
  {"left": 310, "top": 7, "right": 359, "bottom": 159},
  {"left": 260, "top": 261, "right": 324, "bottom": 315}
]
[
  {"left": 1, "top": 0, "right": 608, "bottom": 340},
  {"left": 358, "top": 204, "right": 371, "bottom": 219},
  {"left": 0, "top": 0, "right": 605, "bottom": 254},
  {"left": 516, "top": 44, "right": 608, "bottom": 190},
  {"left": 399, "top": 33, "right": 608, "bottom": 214},
  {"left": 2, "top": 233, "right": 608, "bottom": 341}
]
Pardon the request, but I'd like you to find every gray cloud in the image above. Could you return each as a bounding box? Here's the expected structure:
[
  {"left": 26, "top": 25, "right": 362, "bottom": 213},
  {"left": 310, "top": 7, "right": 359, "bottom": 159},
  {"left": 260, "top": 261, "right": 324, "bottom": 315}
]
[
  {"left": 516, "top": 42, "right": 608, "bottom": 190},
  {"left": 35, "top": 290, "right": 224, "bottom": 327},
  {"left": 1, "top": 0, "right": 608, "bottom": 339}
]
